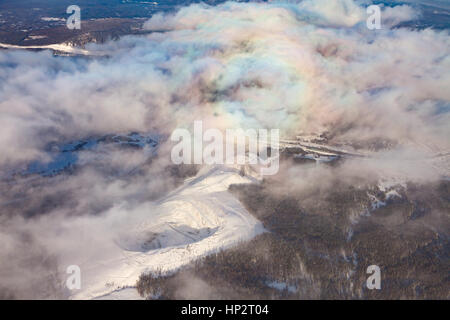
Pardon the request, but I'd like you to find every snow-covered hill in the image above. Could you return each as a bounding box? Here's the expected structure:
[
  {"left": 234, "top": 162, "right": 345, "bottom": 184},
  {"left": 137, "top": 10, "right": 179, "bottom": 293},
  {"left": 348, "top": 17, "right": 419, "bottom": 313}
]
[{"left": 69, "top": 165, "right": 264, "bottom": 299}]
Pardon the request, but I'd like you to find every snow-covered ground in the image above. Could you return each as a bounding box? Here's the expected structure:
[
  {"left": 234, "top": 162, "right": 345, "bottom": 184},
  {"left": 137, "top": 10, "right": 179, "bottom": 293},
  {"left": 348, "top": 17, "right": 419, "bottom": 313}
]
[
  {"left": 67, "top": 165, "right": 264, "bottom": 299},
  {"left": 0, "top": 42, "right": 106, "bottom": 56}
]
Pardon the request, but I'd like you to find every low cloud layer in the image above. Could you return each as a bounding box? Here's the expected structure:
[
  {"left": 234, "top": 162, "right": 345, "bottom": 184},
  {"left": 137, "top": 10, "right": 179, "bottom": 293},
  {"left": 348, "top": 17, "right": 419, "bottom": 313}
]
[{"left": 0, "top": 0, "right": 448, "bottom": 168}]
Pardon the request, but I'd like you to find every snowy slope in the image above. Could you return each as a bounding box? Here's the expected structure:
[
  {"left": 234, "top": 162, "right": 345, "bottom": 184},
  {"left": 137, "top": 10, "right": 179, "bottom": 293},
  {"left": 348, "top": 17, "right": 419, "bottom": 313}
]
[
  {"left": 69, "top": 165, "right": 264, "bottom": 299},
  {"left": 0, "top": 42, "right": 107, "bottom": 56}
]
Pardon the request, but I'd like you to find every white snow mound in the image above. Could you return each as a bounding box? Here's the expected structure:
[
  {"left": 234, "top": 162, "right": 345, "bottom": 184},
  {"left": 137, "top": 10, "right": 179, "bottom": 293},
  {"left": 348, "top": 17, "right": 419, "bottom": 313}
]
[{"left": 70, "top": 165, "right": 264, "bottom": 299}]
